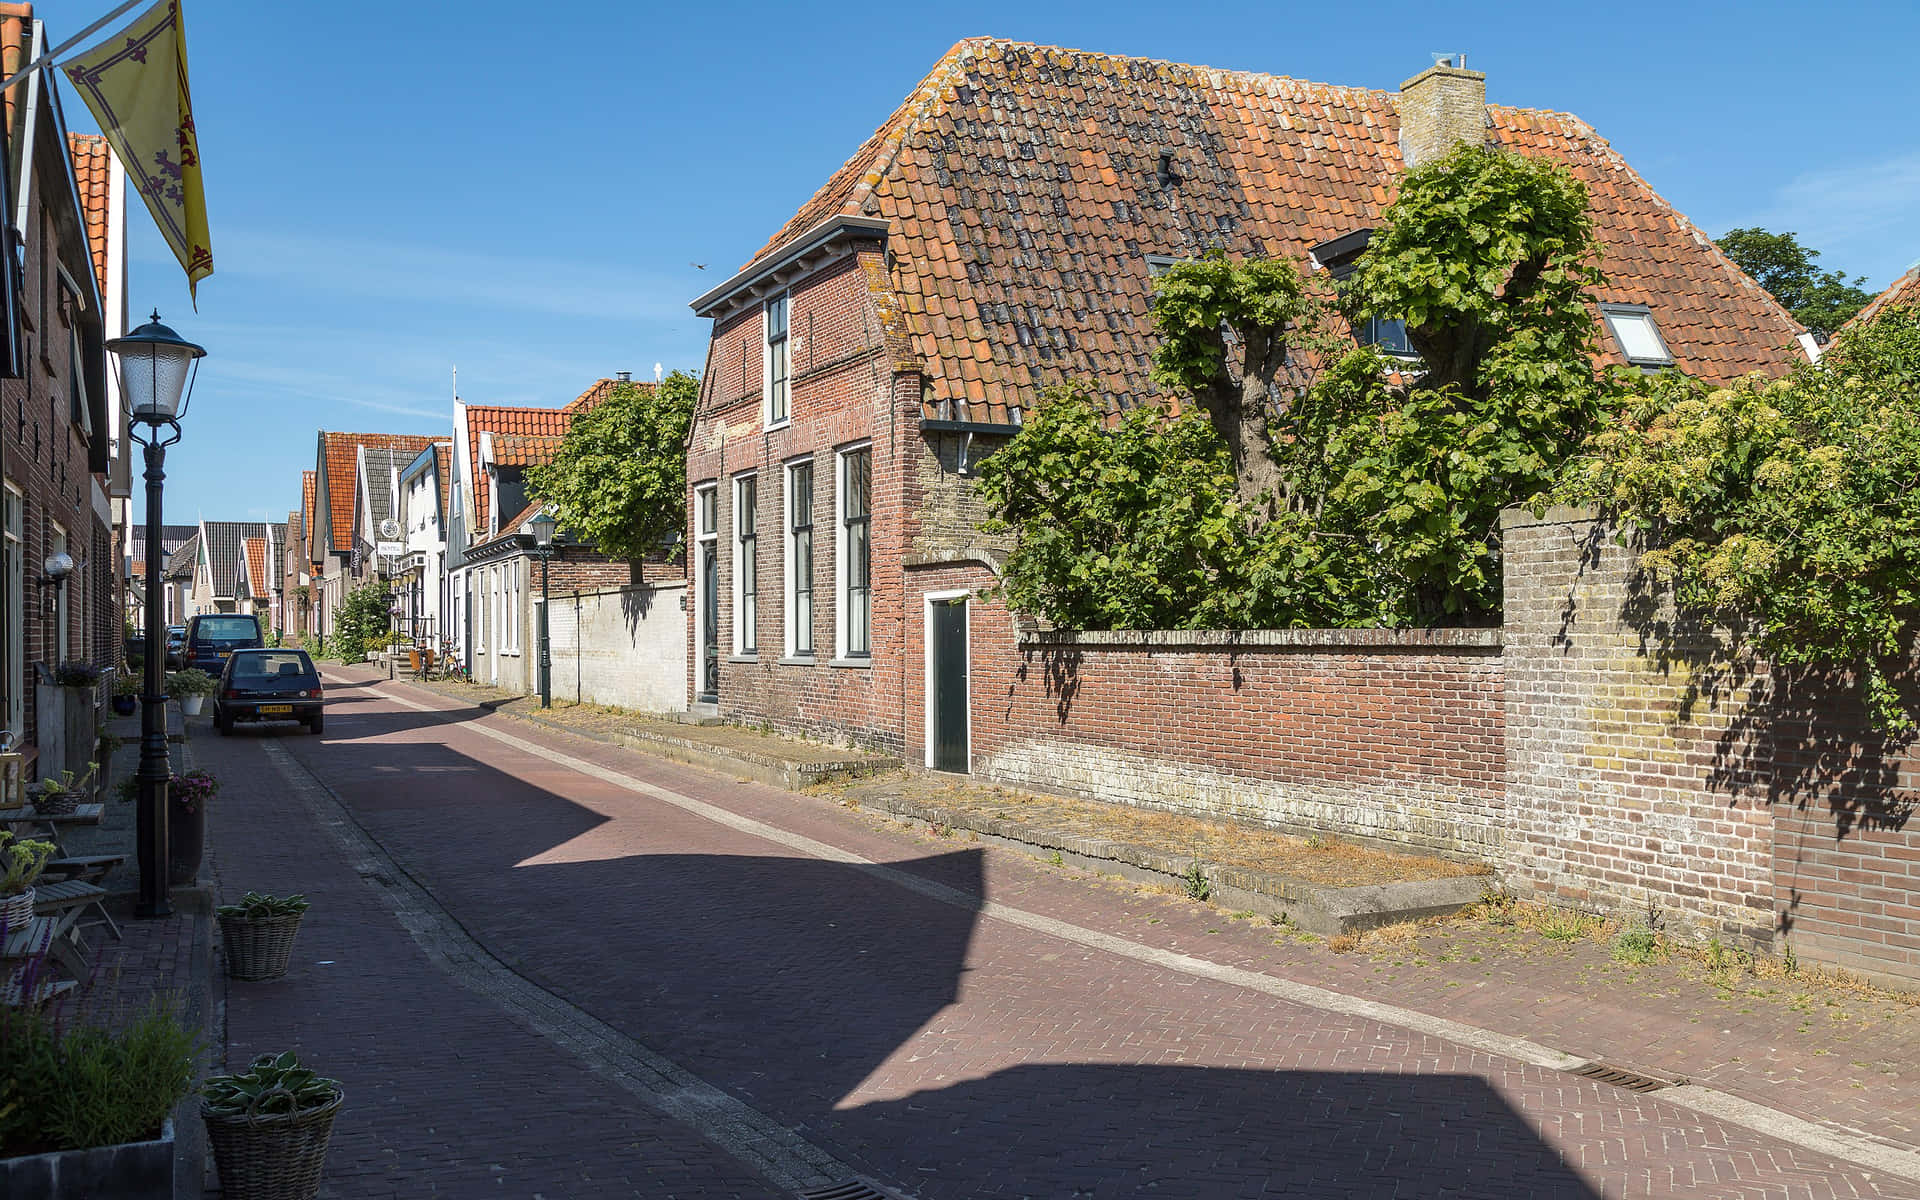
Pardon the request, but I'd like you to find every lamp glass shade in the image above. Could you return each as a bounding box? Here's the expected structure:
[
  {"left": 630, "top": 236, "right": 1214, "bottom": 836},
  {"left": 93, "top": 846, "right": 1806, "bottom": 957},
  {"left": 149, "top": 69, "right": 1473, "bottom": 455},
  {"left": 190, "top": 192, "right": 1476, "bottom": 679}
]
[
  {"left": 530, "top": 513, "right": 556, "bottom": 548},
  {"left": 108, "top": 316, "right": 206, "bottom": 424}
]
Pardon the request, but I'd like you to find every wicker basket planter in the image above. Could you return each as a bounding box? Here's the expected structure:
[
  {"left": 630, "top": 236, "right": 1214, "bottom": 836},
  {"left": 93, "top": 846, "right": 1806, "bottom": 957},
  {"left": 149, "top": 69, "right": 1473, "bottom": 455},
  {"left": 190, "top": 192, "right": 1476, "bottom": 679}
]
[
  {"left": 0, "top": 887, "right": 34, "bottom": 930},
  {"left": 30, "top": 787, "right": 79, "bottom": 816},
  {"left": 202, "top": 1089, "right": 343, "bottom": 1200},
  {"left": 218, "top": 911, "right": 304, "bottom": 981}
]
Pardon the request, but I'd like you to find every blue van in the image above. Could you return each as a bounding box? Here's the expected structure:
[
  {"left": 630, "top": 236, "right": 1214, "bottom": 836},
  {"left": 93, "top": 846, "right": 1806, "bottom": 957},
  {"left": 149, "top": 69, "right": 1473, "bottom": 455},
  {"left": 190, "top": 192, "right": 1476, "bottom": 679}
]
[{"left": 184, "top": 613, "right": 265, "bottom": 672}]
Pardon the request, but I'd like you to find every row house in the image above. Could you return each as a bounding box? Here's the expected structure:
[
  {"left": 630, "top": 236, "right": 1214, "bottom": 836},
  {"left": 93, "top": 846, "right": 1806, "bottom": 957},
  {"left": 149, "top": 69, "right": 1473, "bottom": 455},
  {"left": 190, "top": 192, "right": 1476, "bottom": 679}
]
[
  {"left": 124, "top": 522, "right": 193, "bottom": 627},
  {"left": 187, "top": 519, "right": 271, "bottom": 616},
  {"left": 393, "top": 441, "right": 451, "bottom": 648},
  {"left": 307, "top": 431, "right": 439, "bottom": 644},
  {"left": 0, "top": 4, "right": 128, "bottom": 770},
  {"left": 446, "top": 378, "right": 636, "bottom": 687},
  {"left": 684, "top": 41, "right": 1810, "bottom": 766},
  {"left": 289, "top": 469, "right": 315, "bottom": 641}
]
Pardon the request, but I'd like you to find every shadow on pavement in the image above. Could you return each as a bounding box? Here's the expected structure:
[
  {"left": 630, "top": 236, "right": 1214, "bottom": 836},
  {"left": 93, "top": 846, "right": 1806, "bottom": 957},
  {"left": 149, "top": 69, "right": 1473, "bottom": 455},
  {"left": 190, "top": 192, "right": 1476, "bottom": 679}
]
[{"left": 268, "top": 672, "right": 1599, "bottom": 1198}]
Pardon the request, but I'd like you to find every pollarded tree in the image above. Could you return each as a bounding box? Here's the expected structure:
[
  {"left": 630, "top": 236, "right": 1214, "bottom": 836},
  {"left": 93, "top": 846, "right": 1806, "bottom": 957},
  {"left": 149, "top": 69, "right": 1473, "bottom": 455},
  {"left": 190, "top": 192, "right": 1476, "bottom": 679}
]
[{"left": 526, "top": 372, "right": 700, "bottom": 580}]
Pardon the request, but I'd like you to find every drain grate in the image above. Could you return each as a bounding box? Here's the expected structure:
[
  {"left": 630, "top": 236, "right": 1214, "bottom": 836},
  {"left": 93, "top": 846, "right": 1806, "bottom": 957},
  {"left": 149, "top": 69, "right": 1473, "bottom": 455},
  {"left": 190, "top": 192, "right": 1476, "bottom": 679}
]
[
  {"left": 797, "top": 1182, "right": 904, "bottom": 1200},
  {"left": 1569, "top": 1061, "right": 1674, "bottom": 1093}
]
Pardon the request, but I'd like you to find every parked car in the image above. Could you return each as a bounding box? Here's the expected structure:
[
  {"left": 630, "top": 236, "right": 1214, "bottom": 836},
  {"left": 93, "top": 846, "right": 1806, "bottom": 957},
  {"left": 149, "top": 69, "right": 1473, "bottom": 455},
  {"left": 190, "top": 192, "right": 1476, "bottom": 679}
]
[
  {"left": 165, "top": 624, "right": 188, "bottom": 669},
  {"left": 213, "top": 648, "right": 325, "bottom": 736},
  {"left": 184, "top": 613, "right": 263, "bottom": 672}
]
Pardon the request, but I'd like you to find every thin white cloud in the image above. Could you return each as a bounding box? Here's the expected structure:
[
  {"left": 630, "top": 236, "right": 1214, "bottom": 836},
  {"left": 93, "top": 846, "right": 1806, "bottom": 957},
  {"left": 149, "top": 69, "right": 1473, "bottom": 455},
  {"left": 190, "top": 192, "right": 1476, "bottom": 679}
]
[
  {"left": 134, "top": 229, "right": 699, "bottom": 323},
  {"left": 1723, "top": 150, "right": 1920, "bottom": 288}
]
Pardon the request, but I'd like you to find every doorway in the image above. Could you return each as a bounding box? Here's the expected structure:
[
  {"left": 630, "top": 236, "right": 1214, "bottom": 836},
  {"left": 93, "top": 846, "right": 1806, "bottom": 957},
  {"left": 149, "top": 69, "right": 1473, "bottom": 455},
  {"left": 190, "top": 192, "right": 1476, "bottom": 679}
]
[{"left": 925, "top": 591, "right": 969, "bottom": 773}]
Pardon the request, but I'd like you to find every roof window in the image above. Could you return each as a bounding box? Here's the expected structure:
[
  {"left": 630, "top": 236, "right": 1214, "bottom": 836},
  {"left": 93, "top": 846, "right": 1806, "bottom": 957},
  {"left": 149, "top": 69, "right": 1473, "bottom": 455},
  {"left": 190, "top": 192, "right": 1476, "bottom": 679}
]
[{"left": 1601, "top": 304, "right": 1674, "bottom": 368}]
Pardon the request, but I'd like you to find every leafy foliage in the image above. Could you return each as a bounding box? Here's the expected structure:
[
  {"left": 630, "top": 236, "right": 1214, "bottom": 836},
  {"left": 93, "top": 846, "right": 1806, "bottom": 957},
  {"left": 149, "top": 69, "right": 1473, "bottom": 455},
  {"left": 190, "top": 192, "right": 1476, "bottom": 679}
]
[
  {"left": 203, "top": 1051, "right": 340, "bottom": 1117},
  {"left": 164, "top": 668, "right": 216, "bottom": 698},
  {"left": 1, "top": 995, "right": 197, "bottom": 1154},
  {"left": 984, "top": 145, "right": 1620, "bottom": 628},
  {"left": 1717, "top": 227, "right": 1873, "bottom": 335},
  {"left": 527, "top": 373, "right": 700, "bottom": 569},
  {"left": 974, "top": 388, "right": 1366, "bottom": 629},
  {"left": 331, "top": 578, "right": 395, "bottom": 660},
  {"left": 217, "top": 891, "right": 310, "bottom": 920},
  {"left": 1562, "top": 305, "right": 1920, "bottom": 731},
  {"left": 0, "top": 831, "right": 55, "bottom": 896}
]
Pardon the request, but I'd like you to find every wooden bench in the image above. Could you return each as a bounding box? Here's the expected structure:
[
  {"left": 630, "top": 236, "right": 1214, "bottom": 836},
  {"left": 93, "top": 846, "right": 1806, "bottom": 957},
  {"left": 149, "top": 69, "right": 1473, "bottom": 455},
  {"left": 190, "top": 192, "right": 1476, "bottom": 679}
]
[
  {"left": 44, "top": 853, "right": 127, "bottom": 884},
  {"left": 34, "top": 877, "right": 118, "bottom": 954},
  {"left": 2, "top": 916, "right": 77, "bottom": 1007}
]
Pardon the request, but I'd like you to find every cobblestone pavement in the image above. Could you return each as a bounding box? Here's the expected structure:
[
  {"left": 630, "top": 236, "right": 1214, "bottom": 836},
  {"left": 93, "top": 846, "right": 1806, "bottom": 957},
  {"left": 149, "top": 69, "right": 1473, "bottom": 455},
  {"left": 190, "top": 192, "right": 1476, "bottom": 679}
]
[{"left": 203, "top": 665, "right": 1920, "bottom": 1198}]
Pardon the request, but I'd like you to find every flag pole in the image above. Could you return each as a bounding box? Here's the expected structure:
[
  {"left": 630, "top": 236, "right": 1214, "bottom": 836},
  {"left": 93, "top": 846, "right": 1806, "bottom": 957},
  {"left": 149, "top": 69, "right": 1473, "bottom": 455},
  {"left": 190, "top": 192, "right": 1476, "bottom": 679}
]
[{"left": 0, "top": 0, "right": 147, "bottom": 93}]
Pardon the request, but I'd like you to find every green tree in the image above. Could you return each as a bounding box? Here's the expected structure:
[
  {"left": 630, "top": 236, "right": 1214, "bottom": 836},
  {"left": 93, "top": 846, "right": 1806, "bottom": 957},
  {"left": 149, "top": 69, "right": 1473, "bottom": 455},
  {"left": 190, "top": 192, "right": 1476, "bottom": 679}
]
[
  {"left": 1716, "top": 227, "right": 1873, "bottom": 335},
  {"left": 331, "top": 578, "right": 393, "bottom": 660},
  {"left": 526, "top": 372, "right": 700, "bottom": 576},
  {"left": 1562, "top": 304, "right": 1920, "bottom": 732}
]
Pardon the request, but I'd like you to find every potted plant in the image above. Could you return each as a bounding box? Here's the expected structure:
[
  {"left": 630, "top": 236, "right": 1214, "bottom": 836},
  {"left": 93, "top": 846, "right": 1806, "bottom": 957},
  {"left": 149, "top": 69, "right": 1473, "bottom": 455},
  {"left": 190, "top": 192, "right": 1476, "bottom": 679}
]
[
  {"left": 111, "top": 672, "right": 140, "bottom": 715},
  {"left": 201, "top": 1051, "right": 343, "bottom": 1200},
  {"left": 27, "top": 763, "right": 95, "bottom": 817},
  {"left": 0, "top": 831, "right": 55, "bottom": 929},
  {"left": 216, "top": 891, "right": 307, "bottom": 981},
  {"left": 0, "top": 993, "right": 197, "bottom": 1198},
  {"left": 52, "top": 661, "right": 103, "bottom": 689},
  {"left": 168, "top": 769, "right": 217, "bottom": 885},
  {"left": 166, "top": 668, "right": 216, "bottom": 716}
]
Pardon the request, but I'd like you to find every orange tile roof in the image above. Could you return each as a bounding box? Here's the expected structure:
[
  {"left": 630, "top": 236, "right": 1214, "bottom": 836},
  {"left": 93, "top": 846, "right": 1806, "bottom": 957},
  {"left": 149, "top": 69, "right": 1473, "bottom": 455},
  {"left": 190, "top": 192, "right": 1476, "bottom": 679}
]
[
  {"left": 300, "top": 470, "right": 317, "bottom": 562},
  {"left": 739, "top": 39, "right": 1805, "bottom": 423},
  {"left": 491, "top": 433, "right": 564, "bottom": 468},
  {"left": 434, "top": 444, "right": 452, "bottom": 521},
  {"left": 243, "top": 537, "right": 268, "bottom": 598},
  {"left": 1843, "top": 264, "right": 1920, "bottom": 332},
  {"left": 464, "top": 405, "right": 568, "bottom": 537},
  {"left": 319, "top": 433, "right": 439, "bottom": 553},
  {"left": 67, "top": 133, "right": 110, "bottom": 297}
]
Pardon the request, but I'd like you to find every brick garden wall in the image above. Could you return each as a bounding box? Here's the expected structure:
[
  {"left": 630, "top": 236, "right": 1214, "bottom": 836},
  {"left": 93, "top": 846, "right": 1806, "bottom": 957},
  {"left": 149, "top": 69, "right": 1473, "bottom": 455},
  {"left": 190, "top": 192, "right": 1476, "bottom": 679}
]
[
  {"left": 547, "top": 581, "right": 687, "bottom": 713},
  {"left": 1503, "top": 508, "right": 1920, "bottom": 987},
  {"left": 948, "top": 600, "right": 1507, "bottom": 860}
]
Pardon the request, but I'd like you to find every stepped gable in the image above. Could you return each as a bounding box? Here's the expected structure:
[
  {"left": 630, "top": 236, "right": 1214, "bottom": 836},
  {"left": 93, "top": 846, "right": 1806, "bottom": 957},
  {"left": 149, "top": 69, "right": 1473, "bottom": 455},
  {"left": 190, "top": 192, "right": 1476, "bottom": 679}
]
[{"left": 744, "top": 38, "right": 1805, "bottom": 424}]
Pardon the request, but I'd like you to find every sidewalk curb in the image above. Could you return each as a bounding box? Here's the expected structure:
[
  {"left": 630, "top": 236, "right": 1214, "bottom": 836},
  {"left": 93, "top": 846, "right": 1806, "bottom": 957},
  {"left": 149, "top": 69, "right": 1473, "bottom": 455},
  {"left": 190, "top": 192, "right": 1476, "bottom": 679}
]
[{"left": 849, "top": 788, "right": 1489, "bottom": 936}]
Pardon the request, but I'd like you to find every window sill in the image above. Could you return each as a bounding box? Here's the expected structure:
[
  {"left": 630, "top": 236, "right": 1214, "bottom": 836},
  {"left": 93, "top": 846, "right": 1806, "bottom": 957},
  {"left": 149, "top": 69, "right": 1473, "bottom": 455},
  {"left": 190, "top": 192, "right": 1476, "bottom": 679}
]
[
  {"left": 777, "top": 655, "right": 816, "bottom": 666},
  {"left": 765, "top": 418, "right": 791, "bottom": 434},
  {"left": 828, "top": 656, "right": 871, "bottom": 669},
  {"left": 728, "top": 653, "right": 759, "bottom": 663}
]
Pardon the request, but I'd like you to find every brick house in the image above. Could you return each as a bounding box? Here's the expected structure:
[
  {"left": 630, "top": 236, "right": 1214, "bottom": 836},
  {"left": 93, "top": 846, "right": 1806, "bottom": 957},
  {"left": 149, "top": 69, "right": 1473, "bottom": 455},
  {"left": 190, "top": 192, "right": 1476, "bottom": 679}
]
[
  {"left": 308, "top": 432, "right": 439, "bottom": 643},
  {"left": 446, "top": 378, "right": 637, "bottom": 676},
  {"left": 0, "top": 5, "right": 125, "bottom": 767},
  {"left": 684, "top": 40, "right": 1810, "bottom": 764}
]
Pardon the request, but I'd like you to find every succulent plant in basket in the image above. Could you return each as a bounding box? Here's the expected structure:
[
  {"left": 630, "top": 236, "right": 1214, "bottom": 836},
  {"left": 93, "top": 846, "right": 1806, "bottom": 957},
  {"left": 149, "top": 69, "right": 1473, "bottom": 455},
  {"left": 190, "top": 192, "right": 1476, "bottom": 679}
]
[
  {"left": 28, "top": 761, "right": 95, "bottom": 816},
  {"left": 216, "top": 892, "right": 310, "bottom": 982},
  {"left": 1, "top": 830, "right": 56, "bottom": 929},
  {"left": 202, "top": 1051, "right": 344, "bottom": 1200}
]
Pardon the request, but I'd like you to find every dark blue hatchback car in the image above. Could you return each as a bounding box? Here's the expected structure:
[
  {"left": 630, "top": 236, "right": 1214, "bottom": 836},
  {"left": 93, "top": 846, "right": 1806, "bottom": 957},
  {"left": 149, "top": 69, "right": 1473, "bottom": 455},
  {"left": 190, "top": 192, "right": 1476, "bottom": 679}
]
[
  {"left": 184, "top": 613, "right": 264, "bottom": 672},
  {"left": 214, "top": 649, "right": 325, "bottom": 736}
]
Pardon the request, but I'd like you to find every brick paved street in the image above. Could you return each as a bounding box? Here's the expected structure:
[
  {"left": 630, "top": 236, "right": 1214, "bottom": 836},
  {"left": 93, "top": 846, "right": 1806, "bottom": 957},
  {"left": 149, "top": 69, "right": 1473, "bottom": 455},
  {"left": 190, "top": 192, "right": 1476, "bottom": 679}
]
[{"left": 199, "top": 665, "right": 1920, "bottom": 1198}]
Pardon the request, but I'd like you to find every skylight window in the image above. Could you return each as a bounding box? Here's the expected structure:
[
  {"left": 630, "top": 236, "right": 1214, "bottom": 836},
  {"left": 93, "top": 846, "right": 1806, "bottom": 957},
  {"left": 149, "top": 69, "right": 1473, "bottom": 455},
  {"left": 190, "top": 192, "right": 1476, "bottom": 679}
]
[{"left": 1601, "top": 304, "right": 1674, "bottom": 368}]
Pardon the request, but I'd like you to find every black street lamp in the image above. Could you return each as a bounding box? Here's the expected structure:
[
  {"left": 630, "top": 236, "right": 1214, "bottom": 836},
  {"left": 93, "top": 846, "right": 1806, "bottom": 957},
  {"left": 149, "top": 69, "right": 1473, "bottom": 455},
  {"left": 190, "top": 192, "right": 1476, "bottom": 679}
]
[
  {"left": 531, "top": 512, "right": 555, "bottom": 708},
  {"left": 110, "top": 311, "right": 205, "bottom": 919}
]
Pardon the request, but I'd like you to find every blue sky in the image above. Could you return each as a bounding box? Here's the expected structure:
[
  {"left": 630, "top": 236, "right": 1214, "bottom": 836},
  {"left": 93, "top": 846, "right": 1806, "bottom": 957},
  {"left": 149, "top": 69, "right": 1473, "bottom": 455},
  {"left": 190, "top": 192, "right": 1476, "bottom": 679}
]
[{"left": 91, "top": 0, "right": 1918, "bottom": 525}]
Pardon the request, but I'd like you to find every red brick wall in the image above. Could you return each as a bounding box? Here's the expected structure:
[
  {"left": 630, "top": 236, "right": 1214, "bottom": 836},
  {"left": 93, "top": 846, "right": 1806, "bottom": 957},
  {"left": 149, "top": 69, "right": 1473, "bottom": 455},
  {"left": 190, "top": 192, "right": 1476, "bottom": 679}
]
[
  {"left": 2, "top": 186, "right": 109, "bottom": 748},
  {"left": 1503, "top": 508, "right": 1920, "bottom": 988},
  {"left": 900, "top": 561, "right": 1508, "bottom": 858},
  {"left": 686, "top": 246, "right": 916, "bottom": 753}
]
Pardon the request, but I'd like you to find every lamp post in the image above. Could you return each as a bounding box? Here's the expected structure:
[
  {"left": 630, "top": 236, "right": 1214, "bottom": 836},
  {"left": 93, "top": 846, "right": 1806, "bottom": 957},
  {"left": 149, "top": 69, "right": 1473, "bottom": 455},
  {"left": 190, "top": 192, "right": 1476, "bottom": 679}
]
[
  {"left": 531, "top": 512, "right": 555, "bottom": 708},
  {"left": 110, "top": 312, "right": 206, "bottom": 919}
]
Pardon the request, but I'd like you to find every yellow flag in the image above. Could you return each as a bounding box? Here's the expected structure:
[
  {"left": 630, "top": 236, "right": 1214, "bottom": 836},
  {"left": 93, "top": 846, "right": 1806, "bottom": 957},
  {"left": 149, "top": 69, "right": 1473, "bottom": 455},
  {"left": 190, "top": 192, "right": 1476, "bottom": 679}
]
[{"left": 62, "top": 1, "right": 211, "bottom": 298}]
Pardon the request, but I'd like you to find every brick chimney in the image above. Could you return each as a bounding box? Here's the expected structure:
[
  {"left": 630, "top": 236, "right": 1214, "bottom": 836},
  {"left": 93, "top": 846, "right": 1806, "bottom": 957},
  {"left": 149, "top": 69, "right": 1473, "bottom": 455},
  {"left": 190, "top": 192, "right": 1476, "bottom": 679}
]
[{"left": 1398, "top": 57, "right": 1488, "bottom": 168}]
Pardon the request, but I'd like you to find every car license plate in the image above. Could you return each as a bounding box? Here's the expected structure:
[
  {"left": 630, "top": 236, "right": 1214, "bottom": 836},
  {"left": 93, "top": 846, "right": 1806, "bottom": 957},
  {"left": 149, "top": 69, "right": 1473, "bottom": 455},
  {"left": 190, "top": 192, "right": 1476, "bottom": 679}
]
[{"left": 259, "top": 705, "right": 292, "bottom": 715}]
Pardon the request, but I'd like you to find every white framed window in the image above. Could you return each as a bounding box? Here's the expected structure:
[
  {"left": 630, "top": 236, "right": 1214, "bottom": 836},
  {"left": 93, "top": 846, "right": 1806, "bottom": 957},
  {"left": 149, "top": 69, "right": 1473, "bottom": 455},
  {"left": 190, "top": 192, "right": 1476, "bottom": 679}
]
[
  {"left": 834, "top": 444, "right": 872, "bottom": 660},
  {"left": 1601, "top": 304, "right": 1674, "bottom": 368},
  {"left": 784, "top": 458, "right": 814, "bottom": 659},
  {"left": 694, "top": 483, "right": 719, "bottom": 698},
  {"left": 506, "top": 561, "right": 519, "bottom": 654},
  {"left": 732, "top": 474, "right": 758, "bottom": 655},
  {"left": 764, "top": 294, "right": 790, "bottom": 428}
]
